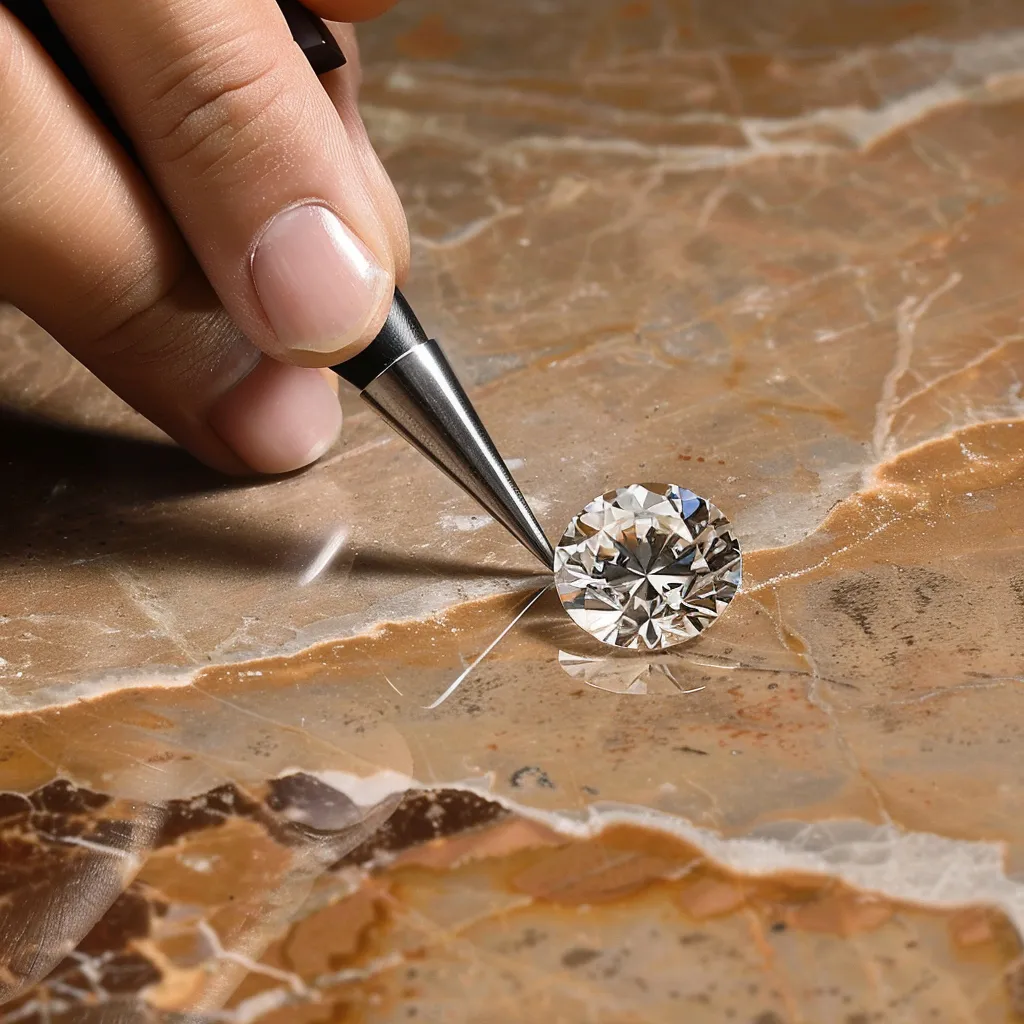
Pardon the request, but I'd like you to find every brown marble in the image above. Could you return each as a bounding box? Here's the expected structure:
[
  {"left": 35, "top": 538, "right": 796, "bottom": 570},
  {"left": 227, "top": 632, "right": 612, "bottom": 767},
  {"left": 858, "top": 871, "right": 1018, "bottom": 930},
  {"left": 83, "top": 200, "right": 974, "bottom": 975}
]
[{"left": 2, "top": 0, "right": 1024, "bottom": 1020}]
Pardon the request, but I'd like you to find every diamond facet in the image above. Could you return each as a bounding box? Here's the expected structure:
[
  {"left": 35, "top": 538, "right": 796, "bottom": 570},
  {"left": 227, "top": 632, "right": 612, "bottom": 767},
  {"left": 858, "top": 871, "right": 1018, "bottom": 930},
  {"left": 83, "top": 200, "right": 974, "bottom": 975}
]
[{"left": 554, "top": 483, "right": 742, "bottom": 650}]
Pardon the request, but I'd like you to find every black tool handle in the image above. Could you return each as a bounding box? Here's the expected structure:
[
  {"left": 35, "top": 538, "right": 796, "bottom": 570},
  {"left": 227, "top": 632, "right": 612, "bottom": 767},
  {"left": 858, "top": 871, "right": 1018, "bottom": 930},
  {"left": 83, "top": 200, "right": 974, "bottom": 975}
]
[{"left": 275, "top": 0, "right": 346, "bottom": 75}]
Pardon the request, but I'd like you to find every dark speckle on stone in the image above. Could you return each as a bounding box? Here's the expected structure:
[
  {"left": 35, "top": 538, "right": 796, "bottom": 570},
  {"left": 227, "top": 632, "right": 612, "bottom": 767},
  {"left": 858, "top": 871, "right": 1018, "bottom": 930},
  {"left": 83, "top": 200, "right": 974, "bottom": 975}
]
[
  {"left": 829, "top": 576, "right": 877, "bottom": 637},
  {"left": 510, "top": 766, "right": 555, "bottom": 789},
  {"left": 562, "top": 947, "right": 601, "bottom": 969}
]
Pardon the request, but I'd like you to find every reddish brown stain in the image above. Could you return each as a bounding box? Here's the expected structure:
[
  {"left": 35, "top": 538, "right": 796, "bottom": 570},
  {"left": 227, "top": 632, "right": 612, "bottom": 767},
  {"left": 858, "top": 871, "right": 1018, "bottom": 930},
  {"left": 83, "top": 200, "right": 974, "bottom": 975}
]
[
  {"left": 395, "top": 15, "right": 464, "bottom": 61},
  {"left": 893, "top": 2, "right": 933, "bottom": 24},
  {"left": 754, "top": 398, "right": 848, "bottom": 425},
  {"left": 726, "top": 53, "right": 774, "bottom": 84},
  {"left": 723, "top": 356, "right": 747, "bottom": 390},
  {"left": 618, "top": 0, "right": 651, "bottom": 17},
  {"left": 949, "top": 907, "right": 1004, "bottom": 949}
]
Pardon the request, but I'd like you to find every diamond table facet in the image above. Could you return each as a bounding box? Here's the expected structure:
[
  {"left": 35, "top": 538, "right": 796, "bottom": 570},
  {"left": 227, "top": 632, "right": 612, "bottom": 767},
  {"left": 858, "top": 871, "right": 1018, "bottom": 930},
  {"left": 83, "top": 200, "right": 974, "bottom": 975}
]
[{"left": 554, "top": 483, "right": 742, "bottom": 650}]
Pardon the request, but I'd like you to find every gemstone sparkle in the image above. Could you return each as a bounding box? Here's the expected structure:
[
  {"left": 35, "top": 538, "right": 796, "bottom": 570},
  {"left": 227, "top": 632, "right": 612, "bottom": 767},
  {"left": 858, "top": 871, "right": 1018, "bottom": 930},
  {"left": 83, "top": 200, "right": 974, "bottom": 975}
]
[{"left": 553, "top": 483, "right": 742, "bottom": 650}]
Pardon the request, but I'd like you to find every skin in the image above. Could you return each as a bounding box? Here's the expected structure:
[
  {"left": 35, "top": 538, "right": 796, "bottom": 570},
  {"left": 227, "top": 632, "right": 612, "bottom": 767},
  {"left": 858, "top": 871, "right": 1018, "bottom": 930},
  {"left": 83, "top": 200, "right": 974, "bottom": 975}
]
[{"left": 0, "top": 0, "right": 409, "bottom": 474}]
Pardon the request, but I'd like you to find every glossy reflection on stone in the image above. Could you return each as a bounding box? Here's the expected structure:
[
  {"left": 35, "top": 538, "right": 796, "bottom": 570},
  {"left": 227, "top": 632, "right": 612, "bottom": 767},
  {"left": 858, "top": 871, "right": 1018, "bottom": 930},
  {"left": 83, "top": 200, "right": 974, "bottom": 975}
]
[
  {"left": 558, "top": 649, "right": 709, "bottom": 695},
  {"left": 554, "top": 484, "right": 742, "bottom": 650}
]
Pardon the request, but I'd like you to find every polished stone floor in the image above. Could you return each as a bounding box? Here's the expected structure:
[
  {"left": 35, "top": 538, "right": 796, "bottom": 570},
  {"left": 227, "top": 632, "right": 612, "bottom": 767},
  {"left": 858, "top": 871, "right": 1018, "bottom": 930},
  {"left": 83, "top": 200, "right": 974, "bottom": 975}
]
[{"left": 1, "top": 1, "right": 1023, "bottom": 1020}]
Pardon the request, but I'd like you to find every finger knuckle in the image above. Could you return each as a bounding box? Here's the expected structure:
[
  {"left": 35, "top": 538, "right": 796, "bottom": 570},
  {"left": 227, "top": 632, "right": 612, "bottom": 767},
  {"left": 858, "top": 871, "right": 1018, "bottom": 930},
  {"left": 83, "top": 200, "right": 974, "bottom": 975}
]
[
  {"left": 68, "top": 256, "right": 187, "bottom": 356},
  {"left": 87, "top": 268, "right": 238, "bottom": 388},
  {"left": 139, "top": 32, "right": 306, "bottom": 181}
]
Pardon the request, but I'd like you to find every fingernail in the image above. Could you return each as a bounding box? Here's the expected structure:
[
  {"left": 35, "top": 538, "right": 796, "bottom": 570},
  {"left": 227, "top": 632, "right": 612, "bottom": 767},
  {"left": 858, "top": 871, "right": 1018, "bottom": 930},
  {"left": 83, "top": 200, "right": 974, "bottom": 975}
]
[
  {"left": 208, "top": 358, "right": 342, "bottom": 474},
  {"left": 252, "top": 203, "right": 392, "bottom": 362}
]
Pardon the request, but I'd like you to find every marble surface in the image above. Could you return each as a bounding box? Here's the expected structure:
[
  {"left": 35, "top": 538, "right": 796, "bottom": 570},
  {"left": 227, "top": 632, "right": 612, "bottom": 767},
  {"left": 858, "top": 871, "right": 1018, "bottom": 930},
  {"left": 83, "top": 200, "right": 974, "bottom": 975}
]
[{"left": 2, "top": 0, "right": 1024, "bottom": 1020}]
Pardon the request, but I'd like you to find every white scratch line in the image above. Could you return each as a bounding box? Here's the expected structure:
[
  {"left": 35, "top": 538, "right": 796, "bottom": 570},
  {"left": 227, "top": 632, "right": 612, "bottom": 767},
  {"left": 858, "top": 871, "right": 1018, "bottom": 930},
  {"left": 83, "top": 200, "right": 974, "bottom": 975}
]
[
  {"left": 424, "top": 587, "right": 550, "bottom": 710},
  {"left": 299, "top": 527, "right": 349, "bottom": 586},
  {"left": 38, "top": 832, "right": 140, "bottom": 867},
  {"left": 319, "top": 435, "right": 392, "bottom": 469}
]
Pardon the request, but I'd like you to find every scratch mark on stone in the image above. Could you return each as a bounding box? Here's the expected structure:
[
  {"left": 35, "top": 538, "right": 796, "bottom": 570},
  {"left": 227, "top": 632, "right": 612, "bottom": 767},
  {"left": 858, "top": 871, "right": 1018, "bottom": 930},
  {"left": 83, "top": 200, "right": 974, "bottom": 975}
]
[
  {"left": 382, "top": 673, "right": 404, "bottom": 697},
  {"left": 424, "top": 586, "right": 550, "bottom": 710},
  {"left": 36, "top": 831, "right": 141, "bottom": 869},
  {"left": 318, "top": 436, "right": 392, "bottom": 469},
  {"left": 299, "top": 527, "right": 350, "bottom": 587}
]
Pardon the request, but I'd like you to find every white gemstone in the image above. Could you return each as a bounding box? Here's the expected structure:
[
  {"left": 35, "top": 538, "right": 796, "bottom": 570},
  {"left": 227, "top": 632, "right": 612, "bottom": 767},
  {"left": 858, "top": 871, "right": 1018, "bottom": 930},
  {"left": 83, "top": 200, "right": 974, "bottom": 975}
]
[{"left": 554, "top": 483, "right": 742, "bottom": 650}]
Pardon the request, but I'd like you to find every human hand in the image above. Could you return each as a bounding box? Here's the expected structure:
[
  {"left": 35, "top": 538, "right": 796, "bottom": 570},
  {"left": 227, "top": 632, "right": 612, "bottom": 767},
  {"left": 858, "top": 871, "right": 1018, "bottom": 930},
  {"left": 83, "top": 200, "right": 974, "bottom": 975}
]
[{"left": 0, "top": 0, "right": 409, "bottom": 474}]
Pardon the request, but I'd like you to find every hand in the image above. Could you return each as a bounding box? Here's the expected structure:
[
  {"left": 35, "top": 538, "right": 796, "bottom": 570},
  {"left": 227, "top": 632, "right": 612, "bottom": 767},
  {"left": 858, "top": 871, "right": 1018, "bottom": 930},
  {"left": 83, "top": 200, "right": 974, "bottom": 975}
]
[{"left": 0, "top": 0, "right": 409, "bottom": 474}]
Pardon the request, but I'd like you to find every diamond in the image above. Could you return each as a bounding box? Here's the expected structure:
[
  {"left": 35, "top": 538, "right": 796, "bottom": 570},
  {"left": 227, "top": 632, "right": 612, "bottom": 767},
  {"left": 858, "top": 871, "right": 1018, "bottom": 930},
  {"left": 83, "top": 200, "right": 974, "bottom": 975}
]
[{"left": 553, "top": 483, "right": 742, "bottom": 650}]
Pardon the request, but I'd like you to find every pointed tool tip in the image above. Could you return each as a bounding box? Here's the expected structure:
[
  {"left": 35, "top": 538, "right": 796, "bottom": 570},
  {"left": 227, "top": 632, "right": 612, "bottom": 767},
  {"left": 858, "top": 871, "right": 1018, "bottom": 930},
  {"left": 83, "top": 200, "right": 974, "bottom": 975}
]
[
  {"left": 355, "top": 336, "right": 557, "bottom": 573},
  {"left": 496, "top": 481, "right": 554, "bottom": 570},
  {"left": 525, "top": 526, "right": 555, "bottom": 571}
]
